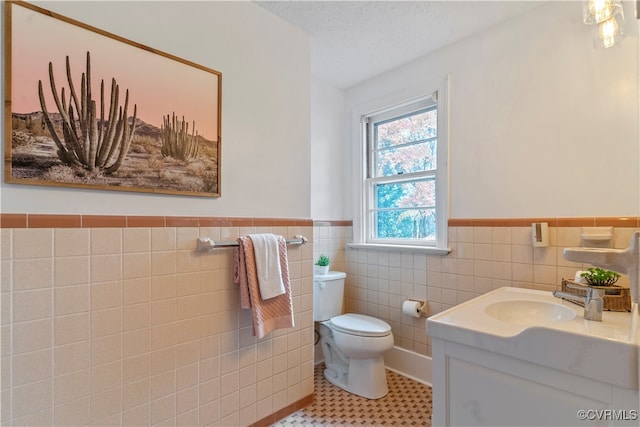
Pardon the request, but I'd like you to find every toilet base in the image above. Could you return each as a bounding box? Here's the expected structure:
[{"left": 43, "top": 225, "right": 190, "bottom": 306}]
[{"left": 324, "top": 355, "right": 389, "bottom": 399}]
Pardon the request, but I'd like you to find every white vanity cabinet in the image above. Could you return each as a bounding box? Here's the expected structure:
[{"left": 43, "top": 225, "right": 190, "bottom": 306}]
[
  {"left": 427, "top": 287, "right": 639, "bottom": 427},
  {"left": 432, "top": 338, "right": 638, "bottom": 426}
]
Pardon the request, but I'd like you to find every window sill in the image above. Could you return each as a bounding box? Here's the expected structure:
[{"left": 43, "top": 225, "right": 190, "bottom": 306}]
[{"left": 346, "top": 243, "right": 452, "bottom": 255}]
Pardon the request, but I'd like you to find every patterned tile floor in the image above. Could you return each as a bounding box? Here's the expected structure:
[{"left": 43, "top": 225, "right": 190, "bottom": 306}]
[{"left": 273, "top": 363, "right": 433, "bottom": 426}]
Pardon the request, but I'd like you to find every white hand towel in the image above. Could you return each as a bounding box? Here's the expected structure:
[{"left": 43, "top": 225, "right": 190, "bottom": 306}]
[{"left": 249, "top": 233, "right": 285, "bottom": 300}]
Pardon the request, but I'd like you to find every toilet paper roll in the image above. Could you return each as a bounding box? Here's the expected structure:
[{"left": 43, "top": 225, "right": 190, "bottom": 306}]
[{"left": 402, "top": 300, "right": 422, "bottom": 318}]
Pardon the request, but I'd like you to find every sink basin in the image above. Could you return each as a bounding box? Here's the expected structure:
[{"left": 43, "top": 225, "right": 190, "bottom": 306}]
[
  {"left": 427, "top": 287, "right": 639, "bottom": 389},
  {"left": 485, "top": 300, "right": 576, "bottom": 325}
]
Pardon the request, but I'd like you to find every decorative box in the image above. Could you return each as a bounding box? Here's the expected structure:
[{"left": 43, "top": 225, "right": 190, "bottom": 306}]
[{"left": 561, "top": 279, "right": 631, "bottom": 312}]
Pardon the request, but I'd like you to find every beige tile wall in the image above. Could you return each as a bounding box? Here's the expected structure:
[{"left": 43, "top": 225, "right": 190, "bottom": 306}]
[
  {"left": 312, "top": 224, "right": 349, "bottom": 274},
  {"left": 1, "top": 225, "right": 314, "bottom": 426},
  {"left": 342, "top": 225, "right": 638, "bottom": 357}
]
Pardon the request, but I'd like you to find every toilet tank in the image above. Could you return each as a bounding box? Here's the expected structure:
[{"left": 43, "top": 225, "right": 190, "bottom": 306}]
[{"left": 313, "top": 271, "right": 347, "bottom": 321}]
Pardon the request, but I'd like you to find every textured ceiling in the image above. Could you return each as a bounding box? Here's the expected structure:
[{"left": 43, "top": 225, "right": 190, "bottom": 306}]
[{"left": 255, "top": 1, "right": 546, "bottom": 89}]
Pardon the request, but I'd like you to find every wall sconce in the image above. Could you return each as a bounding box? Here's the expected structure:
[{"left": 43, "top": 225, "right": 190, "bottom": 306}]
[{"left": 583, "top": 0, "right": 626, "bottom": 48}]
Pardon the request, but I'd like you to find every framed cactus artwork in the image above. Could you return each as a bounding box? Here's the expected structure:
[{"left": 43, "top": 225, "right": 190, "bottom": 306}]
[{"left": 4, "top": 1, "right": 222, "bottom": 197}]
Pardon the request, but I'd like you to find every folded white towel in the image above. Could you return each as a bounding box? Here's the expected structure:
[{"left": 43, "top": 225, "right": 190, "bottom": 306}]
[{"left": 249, "top": 233, "right": 285, "bottom": 300}]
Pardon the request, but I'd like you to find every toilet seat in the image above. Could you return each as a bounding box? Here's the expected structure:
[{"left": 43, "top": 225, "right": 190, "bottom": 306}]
[{"left": 329, "top": 313, "right": 391, "bottom": 337}]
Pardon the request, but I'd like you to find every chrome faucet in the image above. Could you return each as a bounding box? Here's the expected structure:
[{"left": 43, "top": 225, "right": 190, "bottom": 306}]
[{"left": 553, "top": 284, "right": 605, "bottom": 321}]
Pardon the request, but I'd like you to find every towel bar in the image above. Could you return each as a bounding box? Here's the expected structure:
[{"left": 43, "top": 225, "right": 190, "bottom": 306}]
[{"left": 197, "top": 235, "right": 308, "bottom": 251}]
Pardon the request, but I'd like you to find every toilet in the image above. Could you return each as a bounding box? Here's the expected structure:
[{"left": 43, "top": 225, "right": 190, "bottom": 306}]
[{"left": 314, "top": 271, "right": 394, "bottom": 399}]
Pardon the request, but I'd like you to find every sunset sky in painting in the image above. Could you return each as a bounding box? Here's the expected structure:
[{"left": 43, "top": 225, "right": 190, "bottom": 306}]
[{"left": 11, "top": 3, "right": 220, "bottom": 141}]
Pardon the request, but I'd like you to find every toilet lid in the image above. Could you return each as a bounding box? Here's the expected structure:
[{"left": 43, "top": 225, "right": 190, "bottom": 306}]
[{"left": 329, "top": 313, "right": 391, "bottom": 337}]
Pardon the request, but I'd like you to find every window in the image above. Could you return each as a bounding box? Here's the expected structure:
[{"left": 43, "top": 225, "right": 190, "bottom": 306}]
[{"left": 357, "top": 83, "right": 449, "bottom": 252}]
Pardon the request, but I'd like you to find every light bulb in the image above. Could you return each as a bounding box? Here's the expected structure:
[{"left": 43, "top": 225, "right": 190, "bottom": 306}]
[
  {"left": 584, "top": 0, "right": 613, "bottom": 23},
  {"left": 592, "top": 3, "right": 625, "bottom": 49},
  {"left": 599, "top": 17, "right": 619, "bottom": 48}
]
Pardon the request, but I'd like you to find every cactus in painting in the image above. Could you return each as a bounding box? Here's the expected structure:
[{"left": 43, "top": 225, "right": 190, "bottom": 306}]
[
  {"left": 161, "top": 113, "right": 200, "bottom": 161},
  {"left": 38, "top": 51, "right": 137, "bottom": 173}
]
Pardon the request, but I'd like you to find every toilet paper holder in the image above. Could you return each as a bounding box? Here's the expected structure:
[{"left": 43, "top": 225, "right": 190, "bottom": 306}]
[{"left": 404, "top": 299, "right": 428, "bottom": 317}]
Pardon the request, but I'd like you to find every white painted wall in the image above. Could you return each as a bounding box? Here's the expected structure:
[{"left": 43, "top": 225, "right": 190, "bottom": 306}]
[
  {"left": 343, "top": 1, "right": 639, "bottom": 219},
  {"left": 1, "top": 1, "right": 311, "bottom": 218},
  {"left": 310, "top": 78, "right": 347, "bottom": 220}
]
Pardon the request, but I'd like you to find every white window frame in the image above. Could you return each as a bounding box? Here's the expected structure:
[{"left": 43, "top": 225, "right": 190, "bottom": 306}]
[{"left": 349, "top": 76, "right": 450, "bottom": 254}]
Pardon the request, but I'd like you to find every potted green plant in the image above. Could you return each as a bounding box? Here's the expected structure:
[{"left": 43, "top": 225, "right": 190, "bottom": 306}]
[
  {"left": 315, "top": 255, "right": 330, "bottom": 275},
  {"left": 580, "top": 267, "right": 621, "bottom": 286}
]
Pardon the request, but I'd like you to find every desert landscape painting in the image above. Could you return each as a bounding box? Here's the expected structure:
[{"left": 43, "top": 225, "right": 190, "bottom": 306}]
[{"left": 5, "top": 1, "right": 222, "bottom": 197}]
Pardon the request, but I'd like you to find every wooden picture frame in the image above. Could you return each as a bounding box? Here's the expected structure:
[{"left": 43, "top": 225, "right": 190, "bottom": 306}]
[{"left": 4, "top": 1, "right": 222, "bottom": 197}]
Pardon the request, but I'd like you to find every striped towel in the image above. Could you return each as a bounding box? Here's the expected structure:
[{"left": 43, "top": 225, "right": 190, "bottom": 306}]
[{"left": 233, "top": 235, "right": 294, "bottom": 338}]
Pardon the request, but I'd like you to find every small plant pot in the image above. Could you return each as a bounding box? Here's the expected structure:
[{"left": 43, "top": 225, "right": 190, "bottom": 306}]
[{"left": 315, "top": 265, "right": 329, "bottom": 275}]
